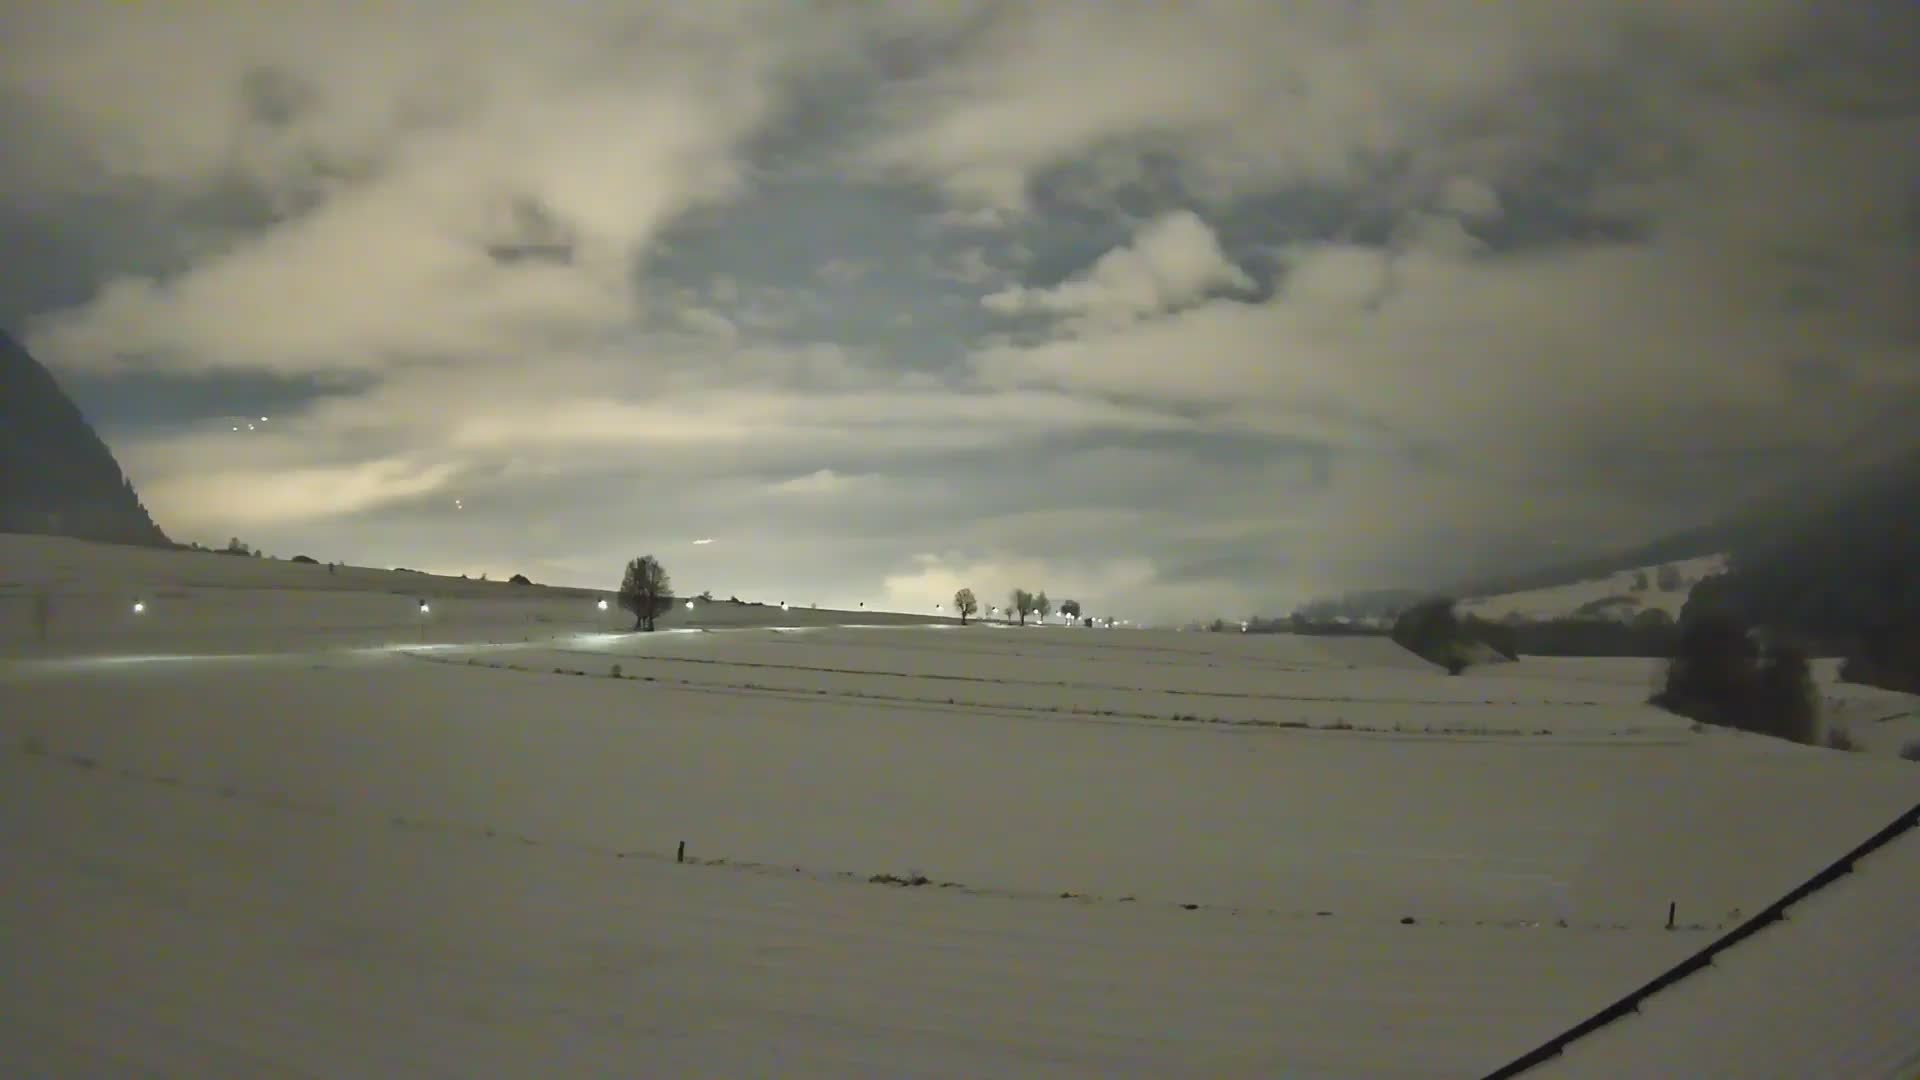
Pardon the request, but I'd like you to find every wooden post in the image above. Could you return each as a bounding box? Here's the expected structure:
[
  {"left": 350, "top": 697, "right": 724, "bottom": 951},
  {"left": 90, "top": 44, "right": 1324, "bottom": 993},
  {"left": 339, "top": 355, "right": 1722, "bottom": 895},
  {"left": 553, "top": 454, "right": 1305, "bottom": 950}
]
[
  {"left": 1666, "top": 901, "right": 1676, "bottom": 930},
  {"left": 677, "top": 841, "right": 685, "bottom": 864}
]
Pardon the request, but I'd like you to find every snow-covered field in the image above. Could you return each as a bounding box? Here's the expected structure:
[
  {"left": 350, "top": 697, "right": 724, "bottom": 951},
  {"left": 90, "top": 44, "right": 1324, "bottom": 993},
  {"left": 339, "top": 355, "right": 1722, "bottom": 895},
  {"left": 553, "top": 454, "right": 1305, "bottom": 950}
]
[
  {"left": 3, "top": 535, "right": 1916, "bottom": 1077},
  {"left": 1460, "top": 553, "right": 1728, "bottom": 623}
]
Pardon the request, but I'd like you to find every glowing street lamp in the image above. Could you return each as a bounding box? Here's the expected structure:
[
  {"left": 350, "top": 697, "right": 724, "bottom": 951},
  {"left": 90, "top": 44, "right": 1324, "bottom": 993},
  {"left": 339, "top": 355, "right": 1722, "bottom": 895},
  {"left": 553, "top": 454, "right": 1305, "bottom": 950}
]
[
  {"left": 686, "top": 599, "right": 695, "bottom": 610},
  {"left": 596, "top": 599, "right": 609, "bottom": 611},
  {"left": 131, "top": 600, "right": 146, "bottom": 614}
]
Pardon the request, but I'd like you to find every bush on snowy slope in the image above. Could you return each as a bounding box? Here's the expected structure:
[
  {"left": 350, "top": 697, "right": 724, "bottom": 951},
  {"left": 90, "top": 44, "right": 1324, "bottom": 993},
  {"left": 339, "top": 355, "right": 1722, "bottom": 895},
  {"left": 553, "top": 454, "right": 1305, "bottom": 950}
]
[
  {"left": 1391, "top": 598, "right": 1515, "bottom": 673},
  {"left": 1838, "top": 623, "right": 1920, "bottom": 695},
  {"left": 1651, "top": 612, "right": 1819, "bottom": 745}
]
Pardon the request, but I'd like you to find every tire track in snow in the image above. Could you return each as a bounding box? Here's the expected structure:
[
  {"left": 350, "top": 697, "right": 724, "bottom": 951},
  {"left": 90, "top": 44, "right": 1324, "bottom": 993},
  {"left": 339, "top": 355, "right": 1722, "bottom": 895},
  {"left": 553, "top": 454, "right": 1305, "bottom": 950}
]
[{"left": 402, "top": 650, "right": 1671, "bottom": 742}]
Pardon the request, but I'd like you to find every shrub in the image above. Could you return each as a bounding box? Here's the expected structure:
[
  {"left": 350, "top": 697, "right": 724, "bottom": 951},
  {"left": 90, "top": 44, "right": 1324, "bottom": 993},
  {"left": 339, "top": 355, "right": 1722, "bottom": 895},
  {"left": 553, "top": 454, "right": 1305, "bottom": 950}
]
[
  {"left": 1656, "top": 564, "right": 1685, "bottom": 591},
  {"left": 290, "top": 554, "right": 318, "bottom": 564},
  {"left": 509, "top": 573, "right": 532, "bottom": 586},
  {"left": 1392, "top": 597, "right": 1460, "bottom": 659},
  {"left": 1900, "top": 739, "right": 1920, "bottom": 763},
  {"left": 1837, "top": 625, "right": 1920, "bottom": 694},
  {"left": 1651, "top": 612, "right": 1818, "bottom": 745},
  {"left": 1822, "top": 724, "right": 1861, "bottom": 752}
]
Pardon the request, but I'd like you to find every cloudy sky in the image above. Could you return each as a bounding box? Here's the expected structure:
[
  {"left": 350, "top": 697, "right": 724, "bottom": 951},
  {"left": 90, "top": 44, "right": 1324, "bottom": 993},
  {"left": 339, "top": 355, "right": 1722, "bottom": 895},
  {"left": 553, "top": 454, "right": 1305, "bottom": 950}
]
[{"left": 4, "top": 1, "right": 1917, "bottom": 622}]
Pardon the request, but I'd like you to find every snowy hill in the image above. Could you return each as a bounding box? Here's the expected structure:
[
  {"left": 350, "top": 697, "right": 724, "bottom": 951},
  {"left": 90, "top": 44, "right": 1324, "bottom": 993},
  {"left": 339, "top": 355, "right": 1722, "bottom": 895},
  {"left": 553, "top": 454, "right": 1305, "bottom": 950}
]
[
  {"left": 3, "top": 534, "right": 1916, "bottom": 1077},
  {"left": 1460, "top": 554, "right": 1728, "bottom": 624}
]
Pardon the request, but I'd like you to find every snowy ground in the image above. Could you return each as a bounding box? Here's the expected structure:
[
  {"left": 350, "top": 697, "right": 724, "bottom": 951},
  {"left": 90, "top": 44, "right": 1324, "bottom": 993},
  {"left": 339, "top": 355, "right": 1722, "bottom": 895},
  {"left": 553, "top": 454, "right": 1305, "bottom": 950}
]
[{"left": 3, "top": 536, "right": 1917, "bottom": 1076}]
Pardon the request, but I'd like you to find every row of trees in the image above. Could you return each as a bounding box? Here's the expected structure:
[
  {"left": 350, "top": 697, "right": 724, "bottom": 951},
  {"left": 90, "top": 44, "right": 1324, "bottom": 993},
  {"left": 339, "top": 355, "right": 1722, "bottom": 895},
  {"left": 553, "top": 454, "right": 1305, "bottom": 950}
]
[
  {"left": 617, "top": 555, "right": 1096, "bottom": 633},
  {"left": 949, "top": 588, "right": 1082, "bottom": 626}
]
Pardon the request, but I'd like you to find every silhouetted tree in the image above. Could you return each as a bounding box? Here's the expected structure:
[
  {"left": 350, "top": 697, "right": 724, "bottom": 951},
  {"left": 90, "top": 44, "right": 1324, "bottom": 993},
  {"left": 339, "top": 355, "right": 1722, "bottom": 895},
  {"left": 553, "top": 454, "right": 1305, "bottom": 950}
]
[
  {"left": 953, "top": 588, "right": 978, "bottom": 624},
  {"left": 1651, "top": 612, "right": 1818, "bottom": 744},
  {"left": 1752, "top": 643, "right": 1818, "bottom": 744},
  {"left": 1631, "top": 570, "right": 1650, "bottom": 592},
  {"left": 1060, "top": 599, "right": 1082, "bottom": 620},
  {"left": 1392, "top": 597, "right": 1464, "bottom": 667},
  {"left": 1009, "top": 588, "right": 1034, "bottom": 626},
  {"left": 509, "top": 573, "right": 531, "bottom": 586},
  {"left": 619, "top": 555, "right": 673, "bottom": 632},
  {"left": 1656, "top": 564, "right": 1684, "bottom": 591},
  {"left": 1034, "top": 591, "right": 1052, "bottom": 621}
]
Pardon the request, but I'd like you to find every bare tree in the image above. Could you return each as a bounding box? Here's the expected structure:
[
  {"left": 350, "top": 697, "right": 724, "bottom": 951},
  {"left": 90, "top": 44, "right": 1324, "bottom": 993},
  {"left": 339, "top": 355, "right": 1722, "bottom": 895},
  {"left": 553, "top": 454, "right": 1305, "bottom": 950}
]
[
  {"left": 619, "top": 555, "right": 673, "bottom": 631},
  {"left": 1034, "top": 591, "right": 1052, "bottom": 622},
  {"left": 1009, "top": 588, "right": 1033, "bottom": 626},
  {"left": 953, "top": 588, "right": 978, "bottom": 624}
]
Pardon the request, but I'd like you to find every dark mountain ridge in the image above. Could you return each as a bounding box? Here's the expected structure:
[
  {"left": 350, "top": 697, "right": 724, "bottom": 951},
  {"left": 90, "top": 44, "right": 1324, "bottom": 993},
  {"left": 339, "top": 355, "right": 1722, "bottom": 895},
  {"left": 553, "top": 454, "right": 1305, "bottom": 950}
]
[{"left": 1, "top": 328, "right": 170, "bottom": 547}]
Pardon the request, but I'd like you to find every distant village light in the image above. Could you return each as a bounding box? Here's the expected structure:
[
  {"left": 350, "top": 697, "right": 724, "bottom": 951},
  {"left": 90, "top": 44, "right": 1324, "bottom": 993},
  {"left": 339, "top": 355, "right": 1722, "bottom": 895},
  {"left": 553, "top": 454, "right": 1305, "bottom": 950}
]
[{"left": 132, "top": 600, "right": 145, "bottom": 614}]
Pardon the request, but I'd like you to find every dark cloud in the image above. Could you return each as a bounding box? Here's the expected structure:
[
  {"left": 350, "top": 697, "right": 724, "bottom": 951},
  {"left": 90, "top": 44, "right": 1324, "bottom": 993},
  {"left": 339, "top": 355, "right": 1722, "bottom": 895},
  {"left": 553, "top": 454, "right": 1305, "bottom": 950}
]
[{"left": 2, "top": 1, "right": 1916, "bottom": 620}]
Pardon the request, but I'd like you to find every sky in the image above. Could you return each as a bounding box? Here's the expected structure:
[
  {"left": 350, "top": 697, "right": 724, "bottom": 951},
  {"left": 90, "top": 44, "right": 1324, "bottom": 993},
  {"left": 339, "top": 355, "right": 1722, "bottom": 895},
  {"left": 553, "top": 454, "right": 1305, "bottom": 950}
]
[{"left": 3, "top": 1, "right": 1917, "bottom": 622}]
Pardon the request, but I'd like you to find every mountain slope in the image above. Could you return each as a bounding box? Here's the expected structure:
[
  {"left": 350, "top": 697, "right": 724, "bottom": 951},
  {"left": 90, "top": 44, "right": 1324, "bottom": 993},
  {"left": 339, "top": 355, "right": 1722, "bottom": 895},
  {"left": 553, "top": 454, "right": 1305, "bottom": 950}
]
[
  {"left": 1684, "top": 446, "right": 1920, "bottom": 641},
  {"left": 0, "top": 328, "right": 169, "bottom": 547},
  {"left": 1451, "top": 442, "right": 1920, "bottom": 607}
]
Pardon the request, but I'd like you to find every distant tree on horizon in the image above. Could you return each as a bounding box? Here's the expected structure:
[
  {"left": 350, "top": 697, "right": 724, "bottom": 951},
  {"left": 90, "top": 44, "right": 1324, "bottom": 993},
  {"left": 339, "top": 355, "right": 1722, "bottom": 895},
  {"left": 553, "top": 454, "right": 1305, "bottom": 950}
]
[
  {"left": 619, "top": 555, "right": 673, "bottom": 632},
  {"left": 1034, "top": 591, "right": 1052, "bottom": 622},
  {"left": 953, "top": 588, "right": 978, "bottom": 624},
  {"left": 1060, "top": 599, "right": 1082, "bottom": 621},
  {"left": 1009, "top": 588, "right": 1034, "bottom": 626}
]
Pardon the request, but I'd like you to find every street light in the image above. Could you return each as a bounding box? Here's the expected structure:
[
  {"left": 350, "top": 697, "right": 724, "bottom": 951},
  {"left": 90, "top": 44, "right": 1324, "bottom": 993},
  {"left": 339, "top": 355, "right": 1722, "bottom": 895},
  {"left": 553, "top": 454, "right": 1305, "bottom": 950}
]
[
  {"left": 596, "top": 599, "right": 609, "bottom": 611},
  {"left": 686, "top": 599, "right": 695, "bottom": 610},
  {"left": 131, "top": 600, "right": 145, "bottom": 614}
]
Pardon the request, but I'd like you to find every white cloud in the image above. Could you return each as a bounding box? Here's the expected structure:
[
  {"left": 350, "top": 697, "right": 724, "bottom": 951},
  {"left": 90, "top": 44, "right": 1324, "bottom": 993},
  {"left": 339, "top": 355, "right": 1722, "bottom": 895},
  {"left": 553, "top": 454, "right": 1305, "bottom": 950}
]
[
  {"left": 816, "top": 257, "right": 876, "bottom": 285},
  {"left": 8, "top": 1, "right": 1918, "bottom": 619},
  {"left": 769, "top": 469, "right": 868, "bottom": 496},
  {"left": 1439, "top": 176, "right": 1502, "bottom": 220},
  {"left": 982, "top": 211, "right": 1252, "bottom": 328},
  {"left": 856, "top": 4, "right": 1830, "bottom": 212}
]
